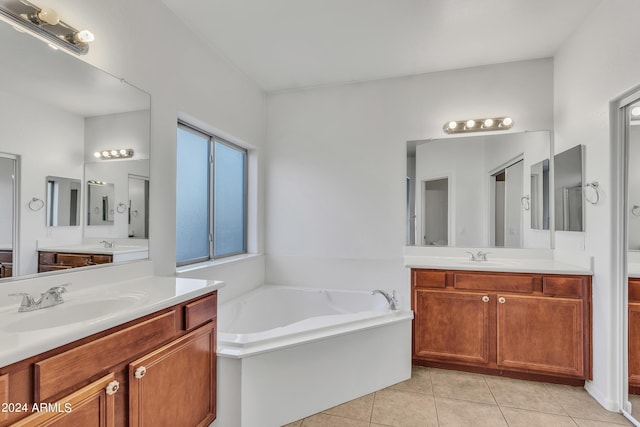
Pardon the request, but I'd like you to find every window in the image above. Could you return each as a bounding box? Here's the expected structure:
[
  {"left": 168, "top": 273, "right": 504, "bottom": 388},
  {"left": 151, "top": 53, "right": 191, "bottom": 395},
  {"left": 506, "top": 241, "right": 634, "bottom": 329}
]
[{"left": 176, "top": 122, "right": 247, "bottom": 265}]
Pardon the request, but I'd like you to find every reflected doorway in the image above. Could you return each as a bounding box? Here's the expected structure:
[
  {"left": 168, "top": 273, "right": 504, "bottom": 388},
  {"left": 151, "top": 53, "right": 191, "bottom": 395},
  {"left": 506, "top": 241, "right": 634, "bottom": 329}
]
[
  {"left": 421, "top": 178, "right": 448, "bottom": 246},
  {"left": 492, "top": 159, "right": 523, "bottom": 248}
]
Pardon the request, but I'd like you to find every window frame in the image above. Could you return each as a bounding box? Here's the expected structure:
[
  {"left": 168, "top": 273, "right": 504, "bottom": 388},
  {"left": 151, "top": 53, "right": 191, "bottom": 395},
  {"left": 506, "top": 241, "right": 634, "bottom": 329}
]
[{"left": 176, "top": 121, "right": 248, "bottom": 266}]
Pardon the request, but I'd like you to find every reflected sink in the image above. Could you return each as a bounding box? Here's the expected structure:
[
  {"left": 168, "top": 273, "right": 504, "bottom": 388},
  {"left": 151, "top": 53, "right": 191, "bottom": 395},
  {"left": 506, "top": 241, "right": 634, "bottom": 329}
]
[{"left": 3, "top": 294, "right": 146, "bottom": 333}]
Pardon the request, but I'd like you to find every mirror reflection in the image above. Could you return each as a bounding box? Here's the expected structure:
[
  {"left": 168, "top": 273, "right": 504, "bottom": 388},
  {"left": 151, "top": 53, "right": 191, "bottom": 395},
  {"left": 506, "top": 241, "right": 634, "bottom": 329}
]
[
  {"left": 530, "top": 159, "right": 550, "bottom": 230},
  {"left": 46, "top": 176, "right": 81, "bottom": 227},
  {"left": 0, "top": 19, "right": 150, "bottom": 280},
  {"left": 407, "top": 130, "right": 552, "bottom": 249},
  {"left": 554, "top": 145, "right": 584, "bottom": 232},
  {"left": 87, "top": 181, "right": 115, "bottom": 226}
]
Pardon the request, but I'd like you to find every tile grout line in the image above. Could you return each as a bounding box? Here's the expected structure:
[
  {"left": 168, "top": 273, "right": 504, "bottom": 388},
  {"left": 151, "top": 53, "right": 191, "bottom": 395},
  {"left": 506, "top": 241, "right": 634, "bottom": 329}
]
[
  {"left": 428, "top": 367, "right": 442, "bottom": 426},
  {"left": 482, "top": 374, "right": 510, "bottom": 426}
]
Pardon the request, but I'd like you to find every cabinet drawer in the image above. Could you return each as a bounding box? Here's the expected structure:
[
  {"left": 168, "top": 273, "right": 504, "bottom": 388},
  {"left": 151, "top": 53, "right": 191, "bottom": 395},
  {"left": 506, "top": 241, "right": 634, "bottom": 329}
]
[
  {"left": 35, "top": 310, "right": 178, "bottom": 402},
  {"left": 543, "top": 276, "right": 585, "bottom": 298},
  {"left": 0, "top": 251, "right": 11, "bottom": 263},
  {"left": 56, "top": 253, "right": 93, "bottom": 266},
  {"left": 38, "top": 252, "right": 56, "bottom": 265},
  {"left": 630, "top": 278, "right": 640, "bottom": 303},
  {"left": 91, "top": 254, "right": 113, "bottom": 264},
  {"left": 413, "top": 270, "right": 446, "bottom": 288},
  {"left": 454, "top": 273, "right": 534, "bottom": 293},
  {"left": 184, "top": 293, "right": 217, "bottom": 330}
]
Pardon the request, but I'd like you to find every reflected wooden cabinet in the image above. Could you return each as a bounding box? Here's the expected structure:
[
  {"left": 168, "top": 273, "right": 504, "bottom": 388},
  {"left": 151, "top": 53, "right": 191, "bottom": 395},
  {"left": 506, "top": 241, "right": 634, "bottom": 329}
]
[
  {"left": 38, "top": 251, "right": 112, "bottom": 273},
  {"left": 412, "top": 268, "right": 592, "bottom": 383},
  {"left": 0, "top": 251, "right": 12, "bottom": 278},
  {"left": 629, "top": 278, "right": 640, "bottom": 394},
  {"left": 0, "top": 291, "right": 217, "bottom": 426}
]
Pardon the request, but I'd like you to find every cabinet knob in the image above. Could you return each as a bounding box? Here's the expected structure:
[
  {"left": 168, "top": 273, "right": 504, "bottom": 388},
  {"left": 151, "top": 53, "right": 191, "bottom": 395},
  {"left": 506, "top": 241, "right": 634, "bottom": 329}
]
[
  {"left": 134, "top": 366, "right": 147, "bottom": 379},
  {"left": 498, "top": 297, "right": 506, "bottom": 304},
  {"left": 105, "top": 380, "right": 120, "bottom": 395},
  {"left": 482, "top": 296, "right": 490, "bottom": 303}
]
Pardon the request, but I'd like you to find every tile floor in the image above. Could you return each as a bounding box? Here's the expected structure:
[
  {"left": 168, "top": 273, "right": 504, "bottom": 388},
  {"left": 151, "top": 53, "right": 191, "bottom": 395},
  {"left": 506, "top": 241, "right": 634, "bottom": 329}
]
[{"left": 283, "top": 366, "right": 634, "bottom": 427}]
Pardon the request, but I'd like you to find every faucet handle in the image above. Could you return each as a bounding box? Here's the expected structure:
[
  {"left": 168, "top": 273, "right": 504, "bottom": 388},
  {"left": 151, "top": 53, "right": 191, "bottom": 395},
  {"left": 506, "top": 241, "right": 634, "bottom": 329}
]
[{"left": 465, "top": 251, "right": 476, "bottom": 260}]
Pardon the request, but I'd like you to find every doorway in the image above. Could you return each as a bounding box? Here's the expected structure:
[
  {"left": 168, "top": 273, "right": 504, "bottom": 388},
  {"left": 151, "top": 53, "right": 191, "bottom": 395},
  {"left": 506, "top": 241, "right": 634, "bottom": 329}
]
[{"left": 492, "top": 159, "right": 523, "bottom": 248}]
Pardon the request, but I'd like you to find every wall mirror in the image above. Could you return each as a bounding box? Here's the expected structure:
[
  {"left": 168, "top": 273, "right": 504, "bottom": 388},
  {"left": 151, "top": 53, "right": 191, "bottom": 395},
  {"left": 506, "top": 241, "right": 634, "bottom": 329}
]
[
  {"left": 46, "top": 176, "right": 81, "bottom": 227},
  {"left": 554, "top": 145, "right": 584, "bottom": 232},
  {"left": 406, "top": 130, "right": 552, "bottom": 249},
  {"left": 0, "top": 18, "right": 151, "bottom": 280},
  {"left": 87, "top": 181, "right": 115, "bottom": 225},
  {"left": 530, "top": 159, "right": 550, "bottom": 230}
]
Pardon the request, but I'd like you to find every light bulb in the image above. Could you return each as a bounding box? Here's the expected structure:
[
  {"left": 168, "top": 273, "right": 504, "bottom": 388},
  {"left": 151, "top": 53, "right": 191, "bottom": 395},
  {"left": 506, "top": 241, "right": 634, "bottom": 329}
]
[
  {"left": 37, "top": 8, "right": 60, "bottom": 25},
  {"left": 120, "top": 149, "right": 128, "bottom": 155},
  {"left": 110, "top": 150, "right": 118, "bottom": 156},
  {"left": 466, "top": 120, "right": 475, "bottom": 128},
  {"left": 102, "top": 151, "right": 109, "bottom": 157},
  {"left": 502, "top": 117, "right": 513, "bottom": 127},
  {"left": 73, "top": 30, "right": 95, "bottom": 44},
  {"left": 94, "top": 152, "right": 101, "bottom": 158},
  {"left": 448, "top": 121, "right": 457, "bottom": 130},
  {"left": 483, "top": 119, "right": 494, "bottom": 127},
  {"left": 632, "top": 106, "right": 640, "bottom": 117}
]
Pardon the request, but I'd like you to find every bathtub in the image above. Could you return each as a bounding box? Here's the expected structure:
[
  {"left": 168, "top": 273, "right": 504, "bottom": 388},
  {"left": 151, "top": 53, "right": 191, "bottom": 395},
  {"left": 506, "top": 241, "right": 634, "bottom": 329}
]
[{"left": 213, "top": 285, "right": 413, "bottom": 427}]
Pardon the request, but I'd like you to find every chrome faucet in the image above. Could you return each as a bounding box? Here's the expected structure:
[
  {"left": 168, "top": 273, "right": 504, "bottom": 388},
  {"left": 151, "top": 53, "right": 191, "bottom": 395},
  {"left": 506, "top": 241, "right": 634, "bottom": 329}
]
[
  {"left": 9, "top": 284, "right": 69, "bottom": 312},
  {"left": 100, "top": 240, "right": 115, "bottom": 248},
  {"left": 465, "top": 250, "right": 490, "bottom": 262},
  {"left": 372, "top": 289, "right": 398, "bottom": 310}
]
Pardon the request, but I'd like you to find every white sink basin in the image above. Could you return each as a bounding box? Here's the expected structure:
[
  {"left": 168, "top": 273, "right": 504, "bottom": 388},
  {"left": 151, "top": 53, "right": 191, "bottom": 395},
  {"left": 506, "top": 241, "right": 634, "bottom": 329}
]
[{"left": 3, "top": 293, "right": 147, "bottom": 333}]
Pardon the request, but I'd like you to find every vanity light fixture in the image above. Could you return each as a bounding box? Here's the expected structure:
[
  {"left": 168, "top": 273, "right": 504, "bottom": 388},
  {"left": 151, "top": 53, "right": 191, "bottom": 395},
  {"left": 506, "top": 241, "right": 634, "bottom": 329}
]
[
  {"left": 443, "top": 116, "right": 514, "bottom": 134},
  {"left": 0, "top": 0, "right": 94, "bottom": 55},
  {"left": 88, "top": 180, "right": 107, "bottom": 185},
  {"left": 94, "top": 149, "right": 134, "bottom": 160}
]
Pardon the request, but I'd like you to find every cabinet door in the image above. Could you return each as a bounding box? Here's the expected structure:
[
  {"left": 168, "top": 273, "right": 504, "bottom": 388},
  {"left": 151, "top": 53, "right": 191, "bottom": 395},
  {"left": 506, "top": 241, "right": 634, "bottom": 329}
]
[
  {"left": 11, "top": 373, "right": 118, "bottom": 427},
  {"left": 629, "top": 302, "right": 640, "bottom": 390},
  {"left": 129, "top": 323, "right": 216, "bottom": 427},
  {"left": 414, "top": 289, "right": 490, "bottom": 365},
  {"left": 497, "top": 294, "right": 585, "bottom": 377}
]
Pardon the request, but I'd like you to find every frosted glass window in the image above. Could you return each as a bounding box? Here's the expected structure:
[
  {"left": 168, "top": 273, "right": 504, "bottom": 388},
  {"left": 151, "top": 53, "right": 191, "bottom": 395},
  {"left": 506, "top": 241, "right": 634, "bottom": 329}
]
[
  {"left": 176, "top": 122, "right": 248, "bottom": 266},
  {"left": 176, "top": 126, "right": 210, "bottom": 265},
  {"left": 214, "top": 141, "right": 247, "bottom": 257}
]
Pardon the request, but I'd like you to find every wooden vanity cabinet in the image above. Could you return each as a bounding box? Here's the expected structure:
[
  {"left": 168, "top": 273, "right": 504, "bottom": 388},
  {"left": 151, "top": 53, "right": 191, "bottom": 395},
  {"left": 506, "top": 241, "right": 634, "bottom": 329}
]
[
  {"left": 0, "top": 291, "right": 217, "bottom": 427},
  {"left": 629, "top": 277, "right": 640, "bottom": 394},
  {"left": 412, "top": 269, "right": 592, "bottom": 384},
  {"left": 38, "top": 251, "right": 113, "bottom": 273},
  {"left": 0, "top": 251, "right": 12, "bottom": 278}
]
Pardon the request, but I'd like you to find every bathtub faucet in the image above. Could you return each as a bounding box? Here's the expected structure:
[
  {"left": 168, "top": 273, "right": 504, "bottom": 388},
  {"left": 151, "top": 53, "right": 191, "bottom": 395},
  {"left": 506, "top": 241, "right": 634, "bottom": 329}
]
[{"left": 372, "top": 289, "right": 398, "bottom": 310}]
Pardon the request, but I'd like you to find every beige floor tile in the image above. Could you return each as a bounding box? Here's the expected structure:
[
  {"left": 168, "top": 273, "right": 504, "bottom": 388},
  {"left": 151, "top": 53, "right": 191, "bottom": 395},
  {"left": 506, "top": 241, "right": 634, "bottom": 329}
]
[
  {"left": 430, "top": 368, "right": 496, "bottom": 404},
  {"left": 572, "top": 417, "right": 634, "bottom": 426},
  {"left": 545, "top": 384, "right": 631, "bottom": 424},
  {"left": 301, "top": 413, "right": 369, "bottom": 427},
  {"left": 500, "top": 406, "right": 578, "bottom": 427},
  {"left": 323, "top": 393, "right": 374, "bottom": 421},
  {"left": 435, "top": 397, "right": 507, "bottom": 427},
  {"left": 484, "top": 375, "right": 566, "bottom": 414},
  {"left": 389, "top": 365, "right": 433, "bottom": 395},
  {"left": 371, "top": 389, "right": 438, "bottom": 427},
  {"left": 282, "top": 421, "right": 303, "bottom": 427}
]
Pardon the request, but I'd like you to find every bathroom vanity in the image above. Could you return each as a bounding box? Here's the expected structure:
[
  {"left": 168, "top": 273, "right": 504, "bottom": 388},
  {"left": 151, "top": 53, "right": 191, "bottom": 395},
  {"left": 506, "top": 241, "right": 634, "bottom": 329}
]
[
  {"left": 0, "top": 277, "right": 220, "bottom": 427},
  {"left": 408, "top": 253, "right": 593, "bottom": 385},
  {"left": 629, "top": 276, "right": 640, "bottom": 394}
]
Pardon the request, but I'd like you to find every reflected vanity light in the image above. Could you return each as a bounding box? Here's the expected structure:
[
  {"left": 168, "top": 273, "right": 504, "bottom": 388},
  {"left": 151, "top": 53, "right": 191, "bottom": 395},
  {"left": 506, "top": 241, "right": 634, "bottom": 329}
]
[
  {"left": 88, "top": 180, "right": 107, "bottom": 185},
  {"left": 0, "top": 1, "right": 94, "bottom": 55},
  {"left": 443, "top": 116, "right": 514, "bottom": 134},
  {"left": 94, "top": 149, "right": 134, "bottom": 160}
]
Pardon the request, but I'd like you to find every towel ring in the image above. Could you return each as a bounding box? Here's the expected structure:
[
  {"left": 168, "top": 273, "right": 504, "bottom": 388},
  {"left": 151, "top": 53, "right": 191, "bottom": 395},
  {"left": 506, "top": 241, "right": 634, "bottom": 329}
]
[
  {"left": 520, "top": 195, "right": 530, "bottom": 211},
  {"left": 633, "top": 205, "right": 640, "bottom": 217},
  {"left": 584, "top": 181, "right": 600, "bottom": 205},
  {"left": 116, "top": 203, "right": 127, "bottom": 213},
  {"left": 28, "top": 197, "right": 44, "bottom": 211}
]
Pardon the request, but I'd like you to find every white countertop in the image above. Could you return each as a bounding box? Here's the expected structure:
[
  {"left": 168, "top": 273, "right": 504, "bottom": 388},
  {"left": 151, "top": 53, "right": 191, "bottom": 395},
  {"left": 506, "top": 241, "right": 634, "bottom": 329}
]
[
  {"left": 37, "top": 243, "right": 148, "bottom": 255},
  {"left": 0, "top": 276, "right": 224, "bottom": 367},
  {"left": 404, "top": 246, "right": 593, "bottom": 275}
]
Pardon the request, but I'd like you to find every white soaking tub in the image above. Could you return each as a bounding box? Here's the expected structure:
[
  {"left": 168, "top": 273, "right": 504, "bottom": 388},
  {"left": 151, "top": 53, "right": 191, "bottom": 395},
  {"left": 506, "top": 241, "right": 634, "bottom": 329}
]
[{"left": 213, "top": 285, "right": 413, "bottom": 427}]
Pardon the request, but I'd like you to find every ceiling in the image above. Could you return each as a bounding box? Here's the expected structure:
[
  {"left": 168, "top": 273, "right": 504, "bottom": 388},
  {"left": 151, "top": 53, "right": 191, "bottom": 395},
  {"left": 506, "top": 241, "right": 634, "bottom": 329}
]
[{"left": 160, "top": 0, "right": 601, "bottom": 93}]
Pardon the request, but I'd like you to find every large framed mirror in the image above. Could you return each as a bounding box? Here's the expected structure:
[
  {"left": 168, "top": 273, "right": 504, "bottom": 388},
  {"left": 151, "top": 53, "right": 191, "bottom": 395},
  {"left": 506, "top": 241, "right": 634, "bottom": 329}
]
[
  {"left": 0, "top": 18, "right": 150, "bottom": 280},
  {"left": 406, "top": 130, "right": 552, "bottom": 249}
]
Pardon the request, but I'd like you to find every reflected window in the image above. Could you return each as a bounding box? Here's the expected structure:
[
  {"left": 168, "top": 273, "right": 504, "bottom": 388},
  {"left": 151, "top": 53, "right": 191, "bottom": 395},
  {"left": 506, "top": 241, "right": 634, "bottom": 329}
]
[{"left": 176, "top": 122, "right": 247, "bottom": 266}]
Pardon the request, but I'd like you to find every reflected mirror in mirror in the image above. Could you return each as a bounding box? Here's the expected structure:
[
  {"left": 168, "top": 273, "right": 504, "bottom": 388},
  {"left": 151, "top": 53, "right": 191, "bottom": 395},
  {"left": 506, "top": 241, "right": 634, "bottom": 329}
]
[
  {"left": 0, "top": 18, "right": 150, "bottom": 280},
  {"left": 554, "top": 145, "right": 584, "bottom": 232},
  {"left": 629, "top": 104, "right": 640, "bottom": 250},
  {"left": 87, "top": 181, "right": 115, "bottom": 225},
  {"left": 128, "top": 175, "right": 149, "bottom": 238},
  {"left": 46, "top": 176, "right": 81, "bottom": 227},
  {"left": 530, "top": 159, "right": 550, "bottom": 230},
  {"left": 0, "top": 154, "right": 16, "bottom": 278},
  {"left": 407, "top": 130, "right": 552, "bottom": 249}
]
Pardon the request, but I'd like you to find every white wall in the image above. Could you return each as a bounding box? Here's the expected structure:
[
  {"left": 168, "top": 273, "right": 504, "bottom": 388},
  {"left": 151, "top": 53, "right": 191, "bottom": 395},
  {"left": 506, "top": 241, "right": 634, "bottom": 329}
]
[
  {"left": 554, "top": 0, "right": 640, "bottom": 411},
  {"left": 266, "top": 58, "right": 553, "bottom": 302},
  {"left": 4, "top": 0, "right": 268, "bottom": 300},
  {"left": 0, "top": 90, "right": 84, "bottom": 275}
]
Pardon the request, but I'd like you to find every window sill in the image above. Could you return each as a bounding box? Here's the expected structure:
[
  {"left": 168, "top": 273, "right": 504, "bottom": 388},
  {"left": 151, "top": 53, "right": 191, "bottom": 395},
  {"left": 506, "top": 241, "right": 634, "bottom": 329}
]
[{"left": 176, "top": 253, "right": 262, "bottom": 274}]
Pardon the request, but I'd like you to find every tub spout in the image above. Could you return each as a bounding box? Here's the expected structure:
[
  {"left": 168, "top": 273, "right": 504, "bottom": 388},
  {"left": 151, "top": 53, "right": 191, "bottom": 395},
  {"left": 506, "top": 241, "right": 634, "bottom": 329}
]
[{"left": 372, "top": 289, "right": 398, "bottom": 310}]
